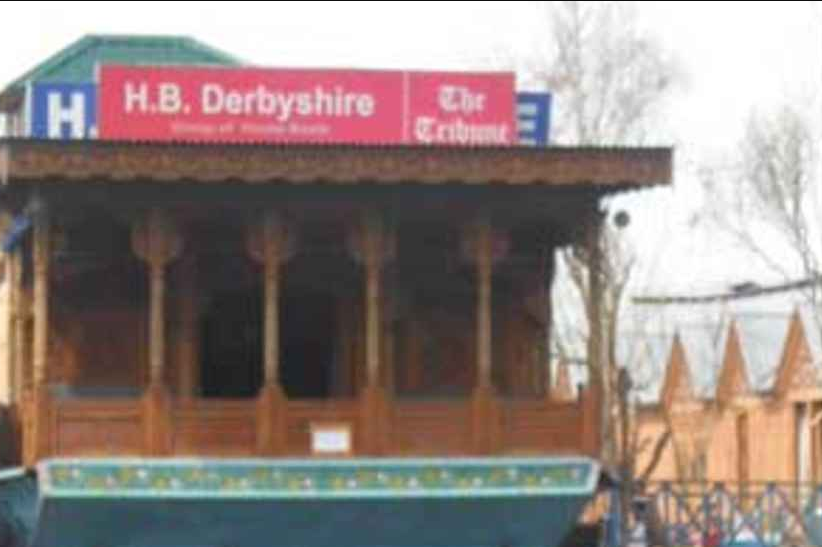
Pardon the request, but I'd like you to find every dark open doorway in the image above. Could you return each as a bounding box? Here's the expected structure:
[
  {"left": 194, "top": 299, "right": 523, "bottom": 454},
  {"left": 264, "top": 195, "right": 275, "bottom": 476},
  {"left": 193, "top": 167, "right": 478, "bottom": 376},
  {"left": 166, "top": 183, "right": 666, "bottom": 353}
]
[
  {"left": 279, "top": 291, "right": 337, "bottom": 399},
  {"left": 199, "top": 285, "right": 339, "bottom": 399},
  {"left": 200, "top": 286, "right": 263, "bottom": 398}
]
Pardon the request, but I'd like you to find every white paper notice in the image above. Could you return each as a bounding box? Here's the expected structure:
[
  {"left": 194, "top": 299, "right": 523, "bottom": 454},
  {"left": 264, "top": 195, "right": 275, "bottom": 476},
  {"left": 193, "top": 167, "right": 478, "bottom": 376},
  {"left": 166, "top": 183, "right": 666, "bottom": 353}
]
[{"left": 311, "top": 427, "right": 351, "bottom": 454}]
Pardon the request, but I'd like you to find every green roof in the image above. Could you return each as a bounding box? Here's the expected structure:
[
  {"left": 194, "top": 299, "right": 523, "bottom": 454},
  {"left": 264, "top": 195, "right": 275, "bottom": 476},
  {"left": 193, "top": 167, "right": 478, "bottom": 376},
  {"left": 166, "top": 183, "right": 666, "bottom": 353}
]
[{"left": 0, "top": 34, "right": 242, "bottom": 109}]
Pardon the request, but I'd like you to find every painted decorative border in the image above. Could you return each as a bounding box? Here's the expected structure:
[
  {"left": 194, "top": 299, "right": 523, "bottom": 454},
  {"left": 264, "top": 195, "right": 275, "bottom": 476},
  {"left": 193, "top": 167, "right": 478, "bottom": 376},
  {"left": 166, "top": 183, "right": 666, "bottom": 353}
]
[{"left": 38, "top": 457, "right": 599, "bottom": 500}]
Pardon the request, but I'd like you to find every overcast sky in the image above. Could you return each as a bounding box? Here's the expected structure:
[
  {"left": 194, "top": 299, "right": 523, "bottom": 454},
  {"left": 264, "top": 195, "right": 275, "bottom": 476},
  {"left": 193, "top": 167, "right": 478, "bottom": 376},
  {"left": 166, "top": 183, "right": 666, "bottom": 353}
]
[
  {"left": 1, "top": 1, "right": 820, "bottom": 295},
  {"left": 3, "top": 1, "right": 818, "bottom": 290}
]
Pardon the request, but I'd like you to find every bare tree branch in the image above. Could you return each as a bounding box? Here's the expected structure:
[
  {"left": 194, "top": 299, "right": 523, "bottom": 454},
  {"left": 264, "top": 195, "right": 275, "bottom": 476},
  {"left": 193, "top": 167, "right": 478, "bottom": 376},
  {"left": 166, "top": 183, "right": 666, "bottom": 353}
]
[
  {"left": 637, "top": 429, "right": 672, "bottom": 483},
  {"left": 530, "top": 5, "right": 685, "bottom": 542},
  {"left": 700, "top": 103, "right": 822, "bottom": 343}
]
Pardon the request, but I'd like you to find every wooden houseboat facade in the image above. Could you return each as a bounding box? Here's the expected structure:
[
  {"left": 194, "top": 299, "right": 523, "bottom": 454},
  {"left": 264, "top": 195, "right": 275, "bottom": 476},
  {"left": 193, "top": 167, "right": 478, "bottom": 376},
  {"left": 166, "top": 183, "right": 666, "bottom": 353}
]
[{"left": 0, "top": 36, "right": 672, "bottom": 547}]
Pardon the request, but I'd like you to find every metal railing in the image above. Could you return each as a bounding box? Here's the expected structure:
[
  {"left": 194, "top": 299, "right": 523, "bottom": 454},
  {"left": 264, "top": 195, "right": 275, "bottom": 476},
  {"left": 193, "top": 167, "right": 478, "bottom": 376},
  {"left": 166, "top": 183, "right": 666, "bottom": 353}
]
[{"left": 601, "top": 481, "right": 822, "bottom": 547}]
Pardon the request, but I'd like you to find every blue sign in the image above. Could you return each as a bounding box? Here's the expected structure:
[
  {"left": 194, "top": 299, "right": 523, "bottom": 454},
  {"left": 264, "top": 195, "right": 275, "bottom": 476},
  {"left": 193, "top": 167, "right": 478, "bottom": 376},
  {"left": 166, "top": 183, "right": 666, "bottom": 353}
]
[
  {"left": 516, "top": 92, "right": 552, "bottom": 146},
  {"left": 29, "top": 83, "right": 97, "bottom": 140}
]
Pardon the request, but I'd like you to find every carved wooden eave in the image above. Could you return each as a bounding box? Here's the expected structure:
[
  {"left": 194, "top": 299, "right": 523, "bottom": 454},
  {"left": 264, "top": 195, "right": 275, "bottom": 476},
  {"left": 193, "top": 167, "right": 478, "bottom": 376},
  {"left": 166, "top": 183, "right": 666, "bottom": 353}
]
[
  {"left": 0, "top": 139, "right": 673, "bottom": 189},
  {"left": 716, "top": 321, "right": 752, "bottom": 408},
  {"left": 661, "top": 333, "right": 696, "bottom": 412}
]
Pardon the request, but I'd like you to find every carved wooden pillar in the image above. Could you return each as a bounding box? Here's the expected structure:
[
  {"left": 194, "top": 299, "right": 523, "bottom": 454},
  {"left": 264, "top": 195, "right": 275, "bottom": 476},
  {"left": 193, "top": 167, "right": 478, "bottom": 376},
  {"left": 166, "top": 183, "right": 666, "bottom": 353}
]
[
  {"left": 365, "top": 219, "right": 383, "bottom": 390},
  {"left": 177, "top": 256, "right": 199, "bottom": 400},
  {"left": 13, "top": 257, "right": 30, "bottom": 465},
  {"left": 132, "top": 208, "right": 182, "bottom": 456},
  {"left": 7, "top": 247, "right": 26, "bottom": 466},
  {"left": 28, "top": 205, "right": 52, "bottom": 464},
  {"left": 248, "top": 211, "right": 294, "bottom": 455},
  {"left": 15, "top": 295, "right": 29, "bottom": 402},
  {"left": 382, "top": 281, "right": 395, "bottom": 394},
  {"left": 32, "top": 212, "right": 50, "bottom": 395},
  {"left": 362, "top": 211, "right": 387, "bottom": 454},
  {"left": 349, "top": 210, "right": 395, "bottom": 455},
  {"left": 462, "top": 215, "right": 508, "bottom": 454},
  {"left": 476, "top": 221, "right": 493, "bottom": 391}
]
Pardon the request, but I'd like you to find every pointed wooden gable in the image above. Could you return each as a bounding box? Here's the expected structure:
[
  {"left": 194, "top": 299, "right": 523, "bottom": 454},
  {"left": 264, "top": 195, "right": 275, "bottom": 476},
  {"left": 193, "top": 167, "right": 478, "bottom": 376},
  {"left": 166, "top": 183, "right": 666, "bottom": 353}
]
[
  {"left": 774, "top": 309, "right": 819, "bottom": 398},
  {"left": 551, "top": 360, "right": 575, "bottom": 402},
  {"left": 661, "top": 333, "right": 695, "bottom": 410},
  {"left": 716, "top": 321, "right": 751, "bottom": 405}
]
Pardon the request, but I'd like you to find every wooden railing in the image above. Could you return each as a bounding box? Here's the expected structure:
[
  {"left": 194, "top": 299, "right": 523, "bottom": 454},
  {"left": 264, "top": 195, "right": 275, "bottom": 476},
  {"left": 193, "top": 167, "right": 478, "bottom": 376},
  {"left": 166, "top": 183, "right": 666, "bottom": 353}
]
[
  {"left": 19, "top": 387, "right": 601, "bottom": 464},
  {"left": 502, "top": 399, "right": 587, "bottom": 454},
  {"left": 172, "top": 400, "right": 257, "bottom": 456},
  {"left": 390, "top": 400, "right": 473, "bottom": 455},
  {"left": 51, "top": 398, "right": 144, "bottom": 456}
]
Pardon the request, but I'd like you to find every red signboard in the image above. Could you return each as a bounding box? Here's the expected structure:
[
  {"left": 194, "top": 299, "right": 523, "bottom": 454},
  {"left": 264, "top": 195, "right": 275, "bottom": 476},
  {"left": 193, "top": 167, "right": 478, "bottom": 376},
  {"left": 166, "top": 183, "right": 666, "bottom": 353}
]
[{"left": 98, "top": 66, "right": 514, "bottom": 146}]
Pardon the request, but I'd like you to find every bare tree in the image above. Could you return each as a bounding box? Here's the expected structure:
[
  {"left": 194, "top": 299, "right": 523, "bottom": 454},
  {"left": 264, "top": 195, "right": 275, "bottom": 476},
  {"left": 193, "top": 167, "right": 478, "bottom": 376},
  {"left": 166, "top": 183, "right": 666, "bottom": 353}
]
[
  {"left": 700, "top": 104, "right": 822, "bottom": 337},
  {"left": 528, "top": 0, "right": 679, "bottom": 461},
  {"left": 528, "top": 1, "right": 676, "bottom": 146},
  {"left": 526, "top": 3, "right": 681, "bottom": 542}
]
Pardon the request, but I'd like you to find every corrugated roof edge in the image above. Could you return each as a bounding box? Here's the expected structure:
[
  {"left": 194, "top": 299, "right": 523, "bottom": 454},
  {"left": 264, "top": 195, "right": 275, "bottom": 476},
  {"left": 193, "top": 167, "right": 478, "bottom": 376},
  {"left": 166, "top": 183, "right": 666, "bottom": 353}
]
[{"left": 0, "top": 136, "right": 675, "bottom": 154}]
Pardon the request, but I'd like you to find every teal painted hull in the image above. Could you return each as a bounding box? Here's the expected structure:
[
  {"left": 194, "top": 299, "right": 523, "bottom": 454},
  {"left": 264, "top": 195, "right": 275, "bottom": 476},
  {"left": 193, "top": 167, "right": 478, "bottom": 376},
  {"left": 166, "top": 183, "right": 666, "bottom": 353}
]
[
  {"left": 35, "top": 496, "right": 592, "bottom": 547},
  {"left": 2, "top": 457, "right": 602, "bottom": 547}
]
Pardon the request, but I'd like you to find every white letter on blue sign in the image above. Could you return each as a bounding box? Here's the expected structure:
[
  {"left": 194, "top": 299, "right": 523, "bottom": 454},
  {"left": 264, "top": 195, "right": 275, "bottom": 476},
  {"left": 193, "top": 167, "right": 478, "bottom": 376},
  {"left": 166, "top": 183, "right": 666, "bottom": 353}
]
[{"left": 47, "top": 92, "right": 86, "bottom": 139}]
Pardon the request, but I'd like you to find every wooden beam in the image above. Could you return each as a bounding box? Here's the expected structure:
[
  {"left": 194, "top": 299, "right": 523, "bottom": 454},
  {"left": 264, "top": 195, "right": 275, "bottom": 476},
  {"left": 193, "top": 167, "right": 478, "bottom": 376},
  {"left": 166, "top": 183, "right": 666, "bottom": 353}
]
[
  {"left": 8, "top": 247, "right": 22, "bottom": 404},
  {"left": 177, "top": 256, "right": 199, "bottom": 400},
  {"left": 149, "top": 257, "right": 166, "bottom": 386},
  {"left": 362, "top": 211, "right": 387, "bottom": 454},
  {"left": 262, "top": 214, "right": 283, "bottom": 387},
  {"left": 476, "top": 218, "right": 493, "bottom": 390},
  {"left": 13, "top": 254, "right": 29, "bottom": 464},
  {"left": 364, "top": 212, "right": 383, "bottom": 388},
  {"left": 32, "top": 210, "right": 50, "bottom": 390}
]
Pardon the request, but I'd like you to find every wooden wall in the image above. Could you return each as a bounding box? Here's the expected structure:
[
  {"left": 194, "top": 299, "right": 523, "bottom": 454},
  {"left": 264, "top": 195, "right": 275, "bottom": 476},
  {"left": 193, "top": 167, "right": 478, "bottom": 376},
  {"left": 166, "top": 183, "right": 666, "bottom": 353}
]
[
  {"left": 635, "top": 314, "right": 822, "bottom": 485},
  {"left": 4, "top": 200, "right": 591, "bottom": 463}
]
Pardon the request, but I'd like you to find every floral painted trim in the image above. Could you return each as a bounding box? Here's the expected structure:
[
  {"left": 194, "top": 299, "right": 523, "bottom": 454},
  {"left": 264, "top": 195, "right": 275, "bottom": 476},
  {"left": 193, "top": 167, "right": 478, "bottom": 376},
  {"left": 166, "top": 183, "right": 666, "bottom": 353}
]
[{"left": 38, "top": 457, "right": 598, "bottom": 500}]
